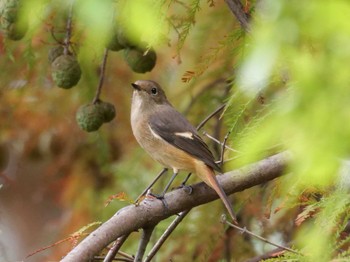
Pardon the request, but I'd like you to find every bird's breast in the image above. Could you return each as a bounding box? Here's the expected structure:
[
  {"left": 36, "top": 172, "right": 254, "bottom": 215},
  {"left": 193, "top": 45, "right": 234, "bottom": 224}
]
[{"left": 131, "top": 117, "right": 195, "bottom": 172}]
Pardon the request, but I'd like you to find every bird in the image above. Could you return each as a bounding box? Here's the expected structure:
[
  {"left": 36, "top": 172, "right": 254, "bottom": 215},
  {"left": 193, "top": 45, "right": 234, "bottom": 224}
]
[{"left": 130, "top": 80, "right": 237, "bottom": 222}]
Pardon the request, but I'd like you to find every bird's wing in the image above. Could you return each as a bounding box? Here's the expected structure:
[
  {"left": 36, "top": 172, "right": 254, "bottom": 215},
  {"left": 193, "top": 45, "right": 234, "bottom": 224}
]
[{"left": 148, "top": 106, "right": 221, "bottom": 172}]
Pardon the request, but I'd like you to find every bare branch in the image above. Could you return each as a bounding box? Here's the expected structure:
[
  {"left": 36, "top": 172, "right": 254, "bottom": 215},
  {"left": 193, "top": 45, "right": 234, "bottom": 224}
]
[
  {"left": 222, "top": 217, "right": 299, "bottom": 254},
  {"left": 144, "top": 209, "right": 191, "bottom": 262},
  {"left": 61, "top": 152, "right": 289, "bottom": 262},
  {"left": 103, "top": 234, "right": 130, "bottom": 262},
  {"left": 64, "top": 2, "right": 74, "bottom": 55},
  {"left": 134, "top": 226, "right": 155, "bottom": 262},
  {"left": 244, "top": 246, "right": 289, "bottom": 262},
  {"left": 202, "top": 131, "right": 239, "bottom": 153},
  {"left": 224, "top": 0, "right": 250, "bottom": 32},
  {"left": 196, "top": 104, "right": 226, "bottom": 130}
]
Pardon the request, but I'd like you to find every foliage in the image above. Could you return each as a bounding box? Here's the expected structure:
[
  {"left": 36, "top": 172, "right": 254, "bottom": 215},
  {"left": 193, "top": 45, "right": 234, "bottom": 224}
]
[
  {"left": 226, "top": 0, "right": 350, "bottom": 261},
  {"left": 1, "top": 0, "right": 350, "bottom": 261}
]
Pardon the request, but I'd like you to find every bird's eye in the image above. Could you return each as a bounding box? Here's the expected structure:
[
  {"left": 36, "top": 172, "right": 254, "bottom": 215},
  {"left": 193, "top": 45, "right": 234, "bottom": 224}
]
[{"left": 151, "top": 87, "right": 158, "bottom": 95}]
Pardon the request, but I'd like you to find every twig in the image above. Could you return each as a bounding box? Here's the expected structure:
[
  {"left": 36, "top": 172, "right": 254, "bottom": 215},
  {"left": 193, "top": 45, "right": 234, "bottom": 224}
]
[
  {"left": 64, "top": 2, "right": 74, "bottom": 55},
  {"left": 224, "top": 0, "right": 250, "bottom": 32},
  {"left": 244, "top": 246, "right": 287, "bottom": 262},
  {"left": 144, "top": 210, "right": 191, "bottom": 262},
  {"left": 202, "top": 131, "right": 239, "bottom": 153},
  {"left": 134, "top": 226, "right": 155, "bottom": 262},
  {"left": 49, "top": 28, "right": 65, "bottom": 46},
  {"left": 222, "top": 215, "right": 300, "bottom": 255},
  {"left": 94, "top": 256, "right": 132, "bottom": 262},
  {"left": 183, "top": 78, "right": 227, "bottom": 115},
  {"left": 219, "top": 130, "right": 231, "bottom": 167},
  {"left": 103, "top": 234, "right": 130, "bottom": 262},
  {"left": 196, "top": 103, "right": 226, "bottom": 130},
  {"left": 93, "top": 48, "right": 109, "bottom": 104}
]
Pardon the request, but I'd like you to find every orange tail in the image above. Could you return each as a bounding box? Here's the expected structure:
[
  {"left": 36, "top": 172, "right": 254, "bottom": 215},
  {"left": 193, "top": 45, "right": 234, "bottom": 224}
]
[{"left": 195, "top": 161, "right": 237, "bottom": 224}]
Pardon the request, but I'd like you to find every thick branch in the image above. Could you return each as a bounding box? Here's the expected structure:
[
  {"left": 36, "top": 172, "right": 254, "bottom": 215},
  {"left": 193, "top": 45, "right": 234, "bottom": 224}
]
[
  {"left": 61, "top": 152, "right": 289, "bottom": 262},
  {"left": 225, "top": 0, "right": 250, "bottom": 32}
]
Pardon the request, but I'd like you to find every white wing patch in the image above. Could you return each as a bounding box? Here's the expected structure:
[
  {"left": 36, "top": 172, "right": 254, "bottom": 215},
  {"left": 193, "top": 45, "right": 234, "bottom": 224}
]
[
  {"left": 148, "top": 124, "right": 163, "bottom": 140},
  {"left": 174, "top": 132, "right": 194, "bottom": 140}
]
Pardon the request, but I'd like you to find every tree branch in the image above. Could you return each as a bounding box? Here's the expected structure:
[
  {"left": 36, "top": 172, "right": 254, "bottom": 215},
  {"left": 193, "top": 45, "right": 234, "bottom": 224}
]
[
  {"left": 224, "top": 0, "right": 250, "bottom": 32},
  {"left": 61, "top": 152, "right": 289, "bottom": 262},
  {"left": 134, "top": 226, "right": 155, "bottom": 262},
  {"left": 144, "top": 209, "right": 191, "bottom": 262}
]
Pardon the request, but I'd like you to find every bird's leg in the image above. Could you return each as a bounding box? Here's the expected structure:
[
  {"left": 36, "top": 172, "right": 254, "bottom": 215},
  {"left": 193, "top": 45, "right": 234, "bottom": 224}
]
[
  {"left": 159, "top": 171, "right": 179, "bottom": 197},
  {"left": 148, "top": 170, "right": 178, "bottom": 199},
  {"left": 135, "top": 168, "right": 168, "bottom": 205},
  {"left": 146, "top": 170, "right": 178, "bottom": 209},
  {"left": 181, "top": 173, "right": 192, "bottom": 186}
]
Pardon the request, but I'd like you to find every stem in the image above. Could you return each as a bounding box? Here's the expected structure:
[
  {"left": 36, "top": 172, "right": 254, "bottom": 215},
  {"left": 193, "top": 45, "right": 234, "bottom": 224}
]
[
  {"left": 196, "top": 104, "right": 226, "bottom": 130},
  {"left": 222, "top": 216, "right": 300, "bottom": 255},
  {"left": 93, "top": 48, "right": 109, "bottom": 104},
  {"left": 219, "top": 129, "right": 232, "bottom": 167},
  {"left": 64, "top": 2, "right": 74, "bottom": 55},
  {"left": 202, "top": 131, "right": 239, "bottom": 153}
]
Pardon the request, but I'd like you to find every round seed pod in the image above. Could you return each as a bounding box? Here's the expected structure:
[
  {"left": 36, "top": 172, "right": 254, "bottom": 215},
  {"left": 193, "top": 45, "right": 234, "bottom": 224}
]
[
  {"left": 48, "top": 46, "right": 64, "bottom": 64},
  {"left": 1, "top": 0, "right": 20, "bottom": 23},
  {"left": 123, "top": 47, "right": 156, "bottom": 73},
  {"left": 106, "top": 29, "right": 124, "bottom": 51},
  {"left": 2, "top": 20, "right": 27, "bottom": 40},
  {"left": 96, "top": 101, "right": 116, "bottom": 123},
  {"left": 51, "top": 55, "right": 82, "bottom": 89},
  {"left": 76, "top": 104, "right": 105, "bottom": 132},
  {"left": 0, "top": 0, "right": 28, "bottom": 40},
  {"left": 114, "top": 20, "right": 142, "bottom": 49}
]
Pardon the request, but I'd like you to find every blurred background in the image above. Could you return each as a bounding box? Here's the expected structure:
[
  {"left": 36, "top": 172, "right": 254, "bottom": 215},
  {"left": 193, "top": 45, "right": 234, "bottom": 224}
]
[{"left": 1, "top": 0, "right": 350, "bottom": 261}]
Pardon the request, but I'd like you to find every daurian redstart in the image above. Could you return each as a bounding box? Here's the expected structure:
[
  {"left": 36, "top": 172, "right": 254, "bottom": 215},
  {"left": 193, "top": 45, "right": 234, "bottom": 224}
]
[{"left": 130, "top": 80, "right": 236, "bottom": 222}]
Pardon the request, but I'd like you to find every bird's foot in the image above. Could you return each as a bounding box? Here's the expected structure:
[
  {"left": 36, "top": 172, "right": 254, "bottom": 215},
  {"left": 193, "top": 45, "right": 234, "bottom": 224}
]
[
  {"left": 146, "top": 190, "right": 169, "bottom": 209},
  {"left": 177, "top": 184, "right": 193, "bottom": 195}
]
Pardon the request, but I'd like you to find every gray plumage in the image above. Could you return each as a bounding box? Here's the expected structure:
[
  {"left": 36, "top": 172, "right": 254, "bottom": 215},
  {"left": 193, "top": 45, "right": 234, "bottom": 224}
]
[{"left": 148, "top": 108, "right": 221, "bottom": 173}]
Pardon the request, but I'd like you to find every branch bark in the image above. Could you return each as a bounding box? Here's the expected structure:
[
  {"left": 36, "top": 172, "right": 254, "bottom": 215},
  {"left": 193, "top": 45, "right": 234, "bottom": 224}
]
[
  {"left": 61, "top": 152, "right": 289, "bottom": 262},
  {"left": 225, "top": 0, "right": 250, "bottom": 32}
]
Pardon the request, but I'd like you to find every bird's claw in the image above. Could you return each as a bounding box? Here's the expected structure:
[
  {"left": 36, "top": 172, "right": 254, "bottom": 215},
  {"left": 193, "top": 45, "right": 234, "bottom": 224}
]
[
  {"left": 146, "top": 191, "right": 169, "bottom": 209},
  {"left": 184, "top": 185, "right": 193, "bottom": 195},
  {"left": 177, "top": 184, "right": 193, "bottom": 195}
]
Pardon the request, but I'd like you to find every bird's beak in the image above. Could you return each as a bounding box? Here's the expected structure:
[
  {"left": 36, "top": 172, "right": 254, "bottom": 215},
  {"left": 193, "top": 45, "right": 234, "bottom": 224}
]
[{"left": 131, "top": 83, "right": 141, "bottom": 91}]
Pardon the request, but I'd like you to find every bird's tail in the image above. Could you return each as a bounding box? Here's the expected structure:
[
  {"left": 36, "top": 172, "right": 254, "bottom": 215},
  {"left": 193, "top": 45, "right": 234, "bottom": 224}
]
[{"left": 195, "top": 162, "right": 238, "bottom": 224}]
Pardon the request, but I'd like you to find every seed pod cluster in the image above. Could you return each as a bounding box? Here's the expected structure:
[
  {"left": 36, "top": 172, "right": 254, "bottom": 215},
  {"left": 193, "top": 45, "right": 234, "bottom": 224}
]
[
  {"left": 124, "top": 47, "right": 156, "bottom": 73},
  {"left": 0, "top": 0, "right": 28, "bottom": 41},
  {"left": 76, "top": 101, "right": 116, "bottom": 132},
  {"left": 51, "top": 54, "right": 82, "bottom": 89},
  {"left": 106, "top": 23, "right": 157, "bottom": 73},
  {"left": 48, "top": 45, "right": 82, "bottom": 89},
  {"left": 48, "top": 46, "right": 64, "bottom": 64}
]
